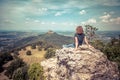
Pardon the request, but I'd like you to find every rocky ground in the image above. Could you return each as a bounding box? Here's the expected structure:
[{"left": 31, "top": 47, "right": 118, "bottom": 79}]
[{"left": 41, "top": 45, "right": 120, "bottom": 80}]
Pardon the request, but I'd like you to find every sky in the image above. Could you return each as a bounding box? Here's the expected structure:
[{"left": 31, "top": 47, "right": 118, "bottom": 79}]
[{"left": 0, "top": 0, "right": 120, "bottom": 31}]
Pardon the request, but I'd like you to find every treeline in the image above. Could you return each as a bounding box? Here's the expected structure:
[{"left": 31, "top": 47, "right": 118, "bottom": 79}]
[{"left": 4, "top": 56, "right": 45, "bottom": 80}]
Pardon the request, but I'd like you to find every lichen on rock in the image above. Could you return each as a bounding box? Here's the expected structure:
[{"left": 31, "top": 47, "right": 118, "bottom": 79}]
[{"left": 41, "top": 45, "right": 120, "bottom": 80}]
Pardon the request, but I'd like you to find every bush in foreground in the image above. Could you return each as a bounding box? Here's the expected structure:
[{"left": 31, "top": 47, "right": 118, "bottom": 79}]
[
  {"left": 12, "top": 66, "right": 28, "bottom": 80},
  {"left": 28, "top": 63, "right": 45, "bottom": 80},
  {"left": 5, "top": 58, "right": 26, "bottom": 79},
  {"left": 44, "top": 48, "right": 55, "bottom": 59}
]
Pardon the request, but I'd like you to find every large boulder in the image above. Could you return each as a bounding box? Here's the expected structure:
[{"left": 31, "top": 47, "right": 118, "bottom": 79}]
[{"left": 41, "top": 45, "right": 119, "bottom": 80}]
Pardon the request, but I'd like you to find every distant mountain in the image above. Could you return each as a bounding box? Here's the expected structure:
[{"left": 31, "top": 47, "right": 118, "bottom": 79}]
[
  {"left": 14, "top": 31, "right": 73, "bottom": 48},
  {"left": 38, "top": 32, "right": 73, "bottom": 46}
]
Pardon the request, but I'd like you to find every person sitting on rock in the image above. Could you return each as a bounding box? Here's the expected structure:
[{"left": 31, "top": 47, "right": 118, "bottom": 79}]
[{"left": 62, "top": 26, "right": 93, "bottom": 50}]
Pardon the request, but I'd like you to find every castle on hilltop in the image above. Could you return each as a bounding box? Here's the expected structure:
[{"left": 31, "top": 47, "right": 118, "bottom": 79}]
[{"left": 47, "top": 30, "right": 54, "bottom": 34}]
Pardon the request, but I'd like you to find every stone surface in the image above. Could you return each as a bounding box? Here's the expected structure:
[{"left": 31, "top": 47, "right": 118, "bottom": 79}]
[{"left": 41, "top": 45, "right": 120, "bottom": 80}]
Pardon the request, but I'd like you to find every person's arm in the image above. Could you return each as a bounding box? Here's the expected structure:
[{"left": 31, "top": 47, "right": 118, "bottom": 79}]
[
  {"left": 84, "top": 36, "right": 89, "bottom": 46},
  {"left": 84, "top": 36, "right": 93, "bottom": 48},
  {"left": 74, "top": 37, "right": 79, "bottom": 50}
]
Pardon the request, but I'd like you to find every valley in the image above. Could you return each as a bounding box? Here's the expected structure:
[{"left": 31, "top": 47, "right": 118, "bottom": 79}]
[{"left": 18, "top": 46, "right": 46, "bottom": 64}]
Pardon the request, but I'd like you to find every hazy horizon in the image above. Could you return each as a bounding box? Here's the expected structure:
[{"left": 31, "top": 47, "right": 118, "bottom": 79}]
[{"left": 0, "top": 29, "right": 120, "bottom": 34}]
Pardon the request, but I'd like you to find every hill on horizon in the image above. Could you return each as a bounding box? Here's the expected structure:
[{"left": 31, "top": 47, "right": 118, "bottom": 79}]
[{"left": 13, "top": 31, "right": 73, "bottom": 50}]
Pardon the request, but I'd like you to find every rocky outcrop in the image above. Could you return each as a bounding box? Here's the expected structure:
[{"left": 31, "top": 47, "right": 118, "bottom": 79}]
[{"left": 41, "top": 45, "right": 120, "bottom": 80}]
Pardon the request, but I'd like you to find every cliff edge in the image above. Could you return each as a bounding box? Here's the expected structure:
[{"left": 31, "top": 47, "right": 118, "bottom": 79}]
[{"left": 41, "top": 45, "right": 119, "bottom": 80}]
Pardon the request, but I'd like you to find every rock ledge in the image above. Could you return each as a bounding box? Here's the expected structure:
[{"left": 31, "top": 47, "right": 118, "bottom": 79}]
[{"left": 41, "top": 45, "right": 119, "bottom": 80}]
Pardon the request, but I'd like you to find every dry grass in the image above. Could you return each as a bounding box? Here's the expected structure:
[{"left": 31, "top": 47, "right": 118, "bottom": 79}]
[{"left": 18, "top": 46, "right": 46, "bottom": 64}]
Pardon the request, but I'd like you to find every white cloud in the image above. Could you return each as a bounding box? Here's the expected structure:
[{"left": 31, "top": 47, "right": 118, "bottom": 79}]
[
  {"left": 25, "top": 21, "right": 29, "bottom": 23},
  {"left": 0, "top": 0, "right": 120, "bottom": 31},
  {"left": 31, "top": 0, "right": 120, "bottom": 11},
  {"left": 34, "top": 20, "right": 40, "bottom": 23},
  {"left": 25, "top": 18, "right": 40, "bottom": 23},
  {"left": 54, "top": 11, "right": 67, "bottom": 16},
  {"left": 62, "top": 22, "right": 69, "bottom": 25},
  {"left": 81, "top": 18, "right": 97, "bottom": 24},
  {"left": 81, "top": 22, "right": 86, "bottom": 25},
  {"left": 22, "top": 5, "right": 48, "bottom": 16},
  {"left": 87, "top": 19, "right": 96, "bottom": 23},
  {"left": 79, "top": 10, "right": 86, "bottom": 15},
  {"left": 115, "top": 17, "right": 120, "bottom": 24},
  {"left": 100, "top": 13, "right": 120, "bottom": 24},
  {"left": 26, "top": 18, "right": 30, "bottom": 21},
  {"left": 99, "top": 14, "right": 111, "bottom": 23},
  {"left": 38, "top": 8, "right": 48, "bottom": 12},
  {"left": 102, "top": 19, "right": 109, "bottom": 23},
  {"left": 110, "top": 17, "right": 120, "bottom": 24},
  {"left": 70, "top": 23, "right": 74, "bottom": 26},
  {"left": 55, "top": 12, "right": 62, "bottom": 16},
  {"left": 100, "top": 14, "right": 111, "bottom": 20},
  {"left": 41, "top": 21, "right": 45, "bottom": 24},
  {"left": 4, "top": 19, "right": 15, "bottom": 24},
  {"left": 34, "top": 7, "right": 48, "bottom": 15},
  {"left": 103, "top": 11, "right": 114, "bottom": 15},
  {"left": 51, "top": 22, "right": 56, "bottom": 25},
  {"left": 103, "top": 12, "right": 107, "bottom": 14}
]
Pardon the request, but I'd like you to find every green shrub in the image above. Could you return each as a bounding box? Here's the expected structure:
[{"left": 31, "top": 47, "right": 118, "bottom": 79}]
[
  {"left": 44, "top": 45, "right": 53, "bottom": 51},
  {"left": 38, "top": 46, "right": 42, "bottom": 51},
  {"left": 26, "top": 50, "right": 32, "bottom": 55},
  {"left": 0, "top": 54, "right": 5, "bottom": 66},
  {"left": 104, "top": 45, "right": 120, "bottom": 71},
  {"left": 12, "top": 66, "right": 28, "bottom": 80},
  {"left": 103, "top": 45, "right": 120, "bottom": 59},
  {"left": 28, "top": 63, "right": 45, "bottom": 80},
  {"left": 23, "top": 47, "right": 26, "bottom": 51},
  {"left": 44, "top": 48, "right": 55, "bottom": 59},
  {"left": 13, "top": 51, "right": 19, "bottom": 55},
  {"left": 5, "top": 58, "right": 26, "bottom": 79},
  {"left": 0, "top": 65, "right": 4, "bottom": 72},
  {"left": 0, "top": 58, "right": 4, "bottom": 72},
  {"left": 31, "top": 44, "right": 36, "bottom": 49},
  {"left": 0, "top": 53, "right": 13, "bottom": 65},
  {"left": 91, "top": 38, "right": 120, "bottom": 72},
  {"left": 91, "top": 40, "right": 105, "bottom": 51}
]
